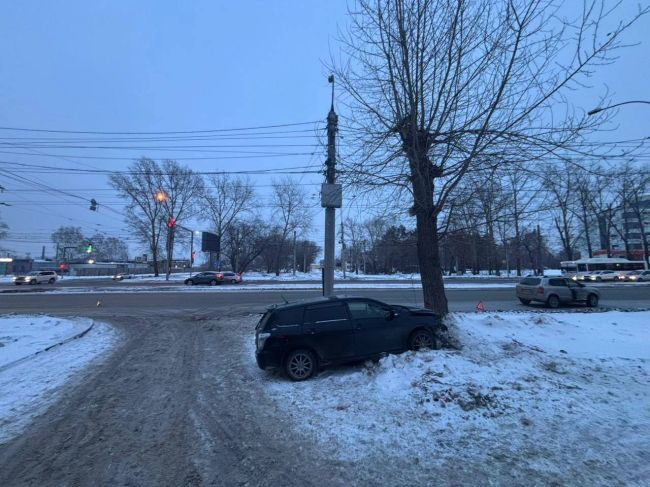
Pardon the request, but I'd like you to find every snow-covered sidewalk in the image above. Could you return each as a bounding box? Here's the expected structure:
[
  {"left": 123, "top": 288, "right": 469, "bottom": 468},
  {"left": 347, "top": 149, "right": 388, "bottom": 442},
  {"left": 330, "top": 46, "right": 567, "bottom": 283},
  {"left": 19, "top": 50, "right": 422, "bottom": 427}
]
[
  {"left": 256, "top": 311, "right": 650, "bottom": 484},
  {"left": 0, "top": 316, "right": 118, "bottom": 443}
]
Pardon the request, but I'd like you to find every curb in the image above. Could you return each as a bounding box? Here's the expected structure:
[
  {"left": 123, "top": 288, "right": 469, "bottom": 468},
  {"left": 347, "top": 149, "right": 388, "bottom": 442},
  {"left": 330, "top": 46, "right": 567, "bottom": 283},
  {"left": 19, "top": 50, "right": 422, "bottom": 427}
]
[{"left": 0, "top": 321, "right": 95, "bottom": 374}]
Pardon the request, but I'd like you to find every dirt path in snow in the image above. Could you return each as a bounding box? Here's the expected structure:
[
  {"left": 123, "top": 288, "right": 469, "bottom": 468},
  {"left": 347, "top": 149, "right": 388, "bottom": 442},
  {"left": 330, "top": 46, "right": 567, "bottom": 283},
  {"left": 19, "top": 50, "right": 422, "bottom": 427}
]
[{"left": 0, "top": 311, "right": 361, "bottom": 487}]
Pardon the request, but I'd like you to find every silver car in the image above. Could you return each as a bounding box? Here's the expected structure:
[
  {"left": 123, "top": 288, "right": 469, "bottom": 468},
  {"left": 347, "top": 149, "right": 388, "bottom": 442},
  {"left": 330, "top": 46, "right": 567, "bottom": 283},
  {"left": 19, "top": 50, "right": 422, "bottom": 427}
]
[
  {"left": 516, "top": 276, "right": 600, "bottom": 308},
  {"left": 13, "top": 270, "right": 58, "bottom": 285}
]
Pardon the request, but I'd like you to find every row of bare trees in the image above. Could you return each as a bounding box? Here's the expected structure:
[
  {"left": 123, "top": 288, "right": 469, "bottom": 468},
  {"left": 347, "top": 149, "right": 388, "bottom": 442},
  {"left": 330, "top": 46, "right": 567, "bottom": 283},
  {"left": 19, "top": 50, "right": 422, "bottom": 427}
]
[
  {"left": 342, "top": 160, "right": 649, "bottom": 275},
  {"left": 110, "top": 158, "right": 317, "bottom": 278}
]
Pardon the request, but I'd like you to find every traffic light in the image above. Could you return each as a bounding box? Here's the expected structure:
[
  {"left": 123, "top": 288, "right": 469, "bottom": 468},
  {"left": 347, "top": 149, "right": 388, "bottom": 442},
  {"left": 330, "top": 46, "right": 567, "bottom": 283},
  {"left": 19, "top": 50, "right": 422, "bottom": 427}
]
[
  {"left": 84, "top": 243, "right": 93, "bottom": 253},
  {"left": 89, "top": 198, "right": 98, "bottom": 211},
  {"left": 167, "top": 217, "right": 176, "bottom": 229}
]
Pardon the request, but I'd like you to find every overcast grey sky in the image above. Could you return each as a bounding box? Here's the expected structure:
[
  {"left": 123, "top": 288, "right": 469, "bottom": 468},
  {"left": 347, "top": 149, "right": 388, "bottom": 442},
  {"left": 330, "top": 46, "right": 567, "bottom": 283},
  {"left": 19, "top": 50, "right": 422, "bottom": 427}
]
[{"left": 1, "top": 1, "right": 649, "bottom": 259}]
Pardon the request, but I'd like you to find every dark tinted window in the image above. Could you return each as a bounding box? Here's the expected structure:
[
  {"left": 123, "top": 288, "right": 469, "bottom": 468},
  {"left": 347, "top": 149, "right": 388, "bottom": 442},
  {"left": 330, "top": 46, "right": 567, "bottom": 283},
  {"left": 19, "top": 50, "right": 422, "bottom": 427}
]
[
  {"left": 304, "top": 303, "right": 348, "bottom": 324},
  {"left": 549, "top": 278, "right": 566, "bottom": 286},
  {"left": 271, "top": 308, "right": 304, "bottom": 327},
  {"left": 347, "top": 301, "right": 389, "bottom": 319},
  {"left": 520, "top": 278, "right": 541, "bottom": 286}
]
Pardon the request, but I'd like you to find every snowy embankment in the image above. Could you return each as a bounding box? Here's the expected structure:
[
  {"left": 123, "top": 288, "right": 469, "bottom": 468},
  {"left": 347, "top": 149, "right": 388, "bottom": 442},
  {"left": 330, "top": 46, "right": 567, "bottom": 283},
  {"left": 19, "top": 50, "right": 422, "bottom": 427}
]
[
  {"left": 0, "top": 316, "right": 118, "bottom": 443},
  {"left": 258, "top": 311, "right": 650, "bottom": 484}
]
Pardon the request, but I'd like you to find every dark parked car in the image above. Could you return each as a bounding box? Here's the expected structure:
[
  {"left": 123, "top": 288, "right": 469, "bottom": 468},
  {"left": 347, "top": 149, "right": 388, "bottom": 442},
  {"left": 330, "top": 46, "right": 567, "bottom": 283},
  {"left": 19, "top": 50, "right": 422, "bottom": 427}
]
[
  {"left": 255, "top": 296, "right": 447, "bottom": 381},
  {"left": 184, "top": 271, "right": 224, "bottom": 286}
]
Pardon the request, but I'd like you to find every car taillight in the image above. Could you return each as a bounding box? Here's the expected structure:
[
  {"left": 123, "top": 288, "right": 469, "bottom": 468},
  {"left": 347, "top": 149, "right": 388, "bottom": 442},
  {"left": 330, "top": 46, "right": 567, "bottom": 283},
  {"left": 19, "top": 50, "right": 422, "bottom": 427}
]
[
  {"left": 216, "top": 273, "right": 223, "bottom": 278},
  {"left": 537, "top": 286, "right": 544, "bottom": 295}
]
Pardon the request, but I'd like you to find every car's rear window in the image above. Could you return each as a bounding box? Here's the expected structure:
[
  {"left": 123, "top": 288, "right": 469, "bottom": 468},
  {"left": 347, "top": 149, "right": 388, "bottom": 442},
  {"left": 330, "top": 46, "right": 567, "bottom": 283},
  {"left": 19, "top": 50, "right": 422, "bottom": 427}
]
[
  {"left": 256, "top": 312, "right": 272, "bottom": 331},
  {"left": 519, "top": 278, "right": 541, "bottom": 286}
]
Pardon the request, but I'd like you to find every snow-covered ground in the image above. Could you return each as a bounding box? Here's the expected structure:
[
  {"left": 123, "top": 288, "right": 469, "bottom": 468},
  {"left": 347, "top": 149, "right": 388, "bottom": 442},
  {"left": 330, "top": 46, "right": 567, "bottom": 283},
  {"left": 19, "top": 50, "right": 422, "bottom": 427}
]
[
  {"left": 256, "top": 311, "right": 650, "bottom": 484},
  {"left": 0, "top": 316, "right": 118, "bottom": 443}
]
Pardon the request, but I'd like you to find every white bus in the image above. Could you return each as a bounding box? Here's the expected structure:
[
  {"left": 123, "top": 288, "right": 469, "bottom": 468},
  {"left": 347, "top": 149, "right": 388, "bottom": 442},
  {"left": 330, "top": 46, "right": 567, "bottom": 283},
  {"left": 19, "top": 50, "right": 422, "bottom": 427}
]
[{"left": 560, "top": 257, "right": 648, "bottom": 278}]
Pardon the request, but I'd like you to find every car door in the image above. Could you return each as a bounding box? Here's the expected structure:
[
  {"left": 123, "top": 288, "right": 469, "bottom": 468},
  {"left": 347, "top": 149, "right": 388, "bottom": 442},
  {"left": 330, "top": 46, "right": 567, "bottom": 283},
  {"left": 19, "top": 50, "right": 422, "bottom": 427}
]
[
  {"left": 566, "top": 279, "right": 586, "bottom": 301},
  {"left": 302, "top": 302, "right": 355, "bottom": 362},
  {"left": 346, "top": 299, "right": 400, "bottom": 356},
  {"left": 548, "top": 278, "right": 572, "bottom": 303}
]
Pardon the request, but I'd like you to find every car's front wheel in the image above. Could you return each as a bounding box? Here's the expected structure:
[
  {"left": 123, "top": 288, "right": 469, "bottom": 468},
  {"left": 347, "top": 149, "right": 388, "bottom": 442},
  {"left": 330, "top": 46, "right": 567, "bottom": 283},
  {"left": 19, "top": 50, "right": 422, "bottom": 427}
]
[
  {"left": 408, "top": 328, "right": 436, "bottom": 351},
  {"left": 587, "top": 294, "right": 599, "bottom": 307},
  {"left": 209, "top": 279, "right": 217, "bottom": 286},
  {"left": 185, "top": 280, "right": 194, "bottom": 286},
  {"left": 547, "top": 294, "right": 560, "bottom": 308},
  {"left": 29, "top": 279, "right": 36, "bottom": 285},
  {"left": 48, "top": 278, "right": 55, "bottom": 284},
  {"left": 285, "top": 349, "right": 317, "bottom": 381},
  {"left": 519, "top": 298, "right": 531, "bottom": 305}
]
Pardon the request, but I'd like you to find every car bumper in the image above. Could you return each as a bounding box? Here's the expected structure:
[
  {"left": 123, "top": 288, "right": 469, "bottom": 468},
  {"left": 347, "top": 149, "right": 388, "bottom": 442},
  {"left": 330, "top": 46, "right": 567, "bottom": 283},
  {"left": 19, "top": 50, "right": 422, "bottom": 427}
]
[{"left": 255, "top": 350, "right": 282, "bottom": 370}]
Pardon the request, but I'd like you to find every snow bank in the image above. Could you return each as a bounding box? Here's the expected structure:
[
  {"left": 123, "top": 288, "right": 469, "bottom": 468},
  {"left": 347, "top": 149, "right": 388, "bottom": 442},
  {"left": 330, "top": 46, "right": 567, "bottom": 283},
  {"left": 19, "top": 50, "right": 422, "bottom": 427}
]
[
  {"left": 0, "top": 316, "right": 118, "bottom": 444},
  {"left": 256, "top": 311, "right": 650, "bottom": 484}
]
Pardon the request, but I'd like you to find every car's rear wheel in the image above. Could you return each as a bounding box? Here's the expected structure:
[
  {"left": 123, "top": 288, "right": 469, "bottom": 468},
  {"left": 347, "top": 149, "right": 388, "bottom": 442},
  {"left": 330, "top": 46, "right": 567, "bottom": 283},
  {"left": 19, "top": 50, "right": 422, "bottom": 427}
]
[
  {"left": 547, "top": 294, "right": 560, "bottom": 309},
  {"left": 408, "top": 328, "right": 436, "bottom": 351},
  {"left": 596, "top": 277, "right": 602, "bottom": 282},
  {"left": 285, "top": 349, "right": 317, "bottom": 381},
  {"left": 209, "top": 279, "right": 217, "bottom": 286},
  {"left": 587, "top": 294, "right": 599, "bottom": 307},
  {"left": 519, "top": 298, "right": 531, "bottom": 305},
  {"left": 48, "top": 278, "right": 55, "bottom": 284}
]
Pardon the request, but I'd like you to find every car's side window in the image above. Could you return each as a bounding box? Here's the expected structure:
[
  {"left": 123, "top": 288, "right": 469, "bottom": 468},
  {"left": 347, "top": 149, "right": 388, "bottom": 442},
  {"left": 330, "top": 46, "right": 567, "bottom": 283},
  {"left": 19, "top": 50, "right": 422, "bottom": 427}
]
[
  {"left": 347, "top": 301, "right": 389, "bottom": 320},
  {"left": 271, "top": 308, "right": 304, "bottom": 327},
  {"left": 303, "top": 303, "right": 348, "bottom": 324},
  {"left": 549, "top": 278, "right": 566, "bottom": 287}
]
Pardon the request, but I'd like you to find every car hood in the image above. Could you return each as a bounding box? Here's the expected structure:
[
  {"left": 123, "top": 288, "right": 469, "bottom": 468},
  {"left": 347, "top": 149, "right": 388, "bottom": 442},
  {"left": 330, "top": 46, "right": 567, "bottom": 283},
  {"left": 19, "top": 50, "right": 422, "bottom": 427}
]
[{"left": 395, "top": 304, "right": 441, "bottom": 317}]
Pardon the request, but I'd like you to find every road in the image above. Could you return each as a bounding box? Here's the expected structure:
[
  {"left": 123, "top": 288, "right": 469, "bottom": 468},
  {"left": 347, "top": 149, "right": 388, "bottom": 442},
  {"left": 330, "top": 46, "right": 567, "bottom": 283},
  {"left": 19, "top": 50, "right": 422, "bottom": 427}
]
[{"left": 1, "top": 283, "right": 649, "bottom": 314}]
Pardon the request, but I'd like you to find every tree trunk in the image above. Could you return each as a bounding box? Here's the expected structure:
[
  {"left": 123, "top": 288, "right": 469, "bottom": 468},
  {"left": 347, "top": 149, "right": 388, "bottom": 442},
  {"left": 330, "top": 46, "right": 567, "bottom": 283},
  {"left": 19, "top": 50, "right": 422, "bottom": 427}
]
[
  {"left": 414, "top": 209, "right": 448, "bottom": 314},
  {"left": 151, "top": 221, "right": 159, "bottom": 277}
]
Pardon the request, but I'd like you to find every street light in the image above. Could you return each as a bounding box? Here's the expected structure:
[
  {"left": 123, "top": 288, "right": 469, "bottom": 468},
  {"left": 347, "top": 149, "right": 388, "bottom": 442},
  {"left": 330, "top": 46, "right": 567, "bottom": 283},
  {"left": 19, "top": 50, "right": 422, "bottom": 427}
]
[
  {"left": 154, "top": 191, "right": 167, "bottom": 203},
  {"left": 587, "top": 100, "right": 650, "bottom": 116}
]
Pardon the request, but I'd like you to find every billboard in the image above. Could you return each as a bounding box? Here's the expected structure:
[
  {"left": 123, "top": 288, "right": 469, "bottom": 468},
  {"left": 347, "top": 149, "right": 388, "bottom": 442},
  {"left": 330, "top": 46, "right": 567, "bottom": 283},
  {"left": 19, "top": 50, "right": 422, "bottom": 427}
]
[{"left": 201, "top": 232, "right": 220, "bottom": 252}]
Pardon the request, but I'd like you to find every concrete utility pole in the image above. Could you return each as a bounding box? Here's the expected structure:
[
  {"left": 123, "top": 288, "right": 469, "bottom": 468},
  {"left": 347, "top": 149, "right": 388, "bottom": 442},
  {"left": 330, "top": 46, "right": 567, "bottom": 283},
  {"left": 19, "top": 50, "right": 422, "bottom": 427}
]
[
  {"left": 340, "top": 220, "right": 346, "bottom": 279},
  {"left": 322, "top": 75, "right": 341, "bottom": 296}
]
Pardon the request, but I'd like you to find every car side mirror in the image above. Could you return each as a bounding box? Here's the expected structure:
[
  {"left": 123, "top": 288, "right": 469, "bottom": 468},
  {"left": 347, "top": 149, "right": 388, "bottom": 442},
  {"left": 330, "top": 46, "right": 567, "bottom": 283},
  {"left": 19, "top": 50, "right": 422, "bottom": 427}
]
[{"left": 386, "top": 309, "right": 396, "bottom": 321}]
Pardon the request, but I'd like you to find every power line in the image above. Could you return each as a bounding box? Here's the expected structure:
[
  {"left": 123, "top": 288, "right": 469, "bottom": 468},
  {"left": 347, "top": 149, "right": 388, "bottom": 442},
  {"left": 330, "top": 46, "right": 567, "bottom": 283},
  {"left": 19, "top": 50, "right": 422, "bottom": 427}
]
[{"left": 0, "top": 120, "right": 324, "bottom": 135}]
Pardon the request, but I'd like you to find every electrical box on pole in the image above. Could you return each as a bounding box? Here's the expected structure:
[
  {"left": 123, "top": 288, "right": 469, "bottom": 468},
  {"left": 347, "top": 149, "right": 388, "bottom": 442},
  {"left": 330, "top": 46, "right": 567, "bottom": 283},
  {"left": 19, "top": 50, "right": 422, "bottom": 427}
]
[{"left": 320, "top": 183, "right": 342, "bottom": 208}]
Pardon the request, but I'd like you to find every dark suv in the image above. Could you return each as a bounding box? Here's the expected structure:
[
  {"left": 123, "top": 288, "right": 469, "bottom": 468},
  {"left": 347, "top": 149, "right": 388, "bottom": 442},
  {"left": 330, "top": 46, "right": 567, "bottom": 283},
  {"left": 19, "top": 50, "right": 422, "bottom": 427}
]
[{"left": 255, "top": 296, "right": 446, "bottom": 381}]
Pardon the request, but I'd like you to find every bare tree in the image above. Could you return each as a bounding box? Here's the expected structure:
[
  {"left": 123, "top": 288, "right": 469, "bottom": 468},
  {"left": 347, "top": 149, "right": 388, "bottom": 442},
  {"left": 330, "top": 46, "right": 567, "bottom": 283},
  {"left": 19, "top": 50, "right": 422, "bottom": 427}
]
[
  {"left": 333, "top": 0, "right": 648, "bottom": 313},
  {"left": 110, "top": 158, "right": 166, "bottom": 276},
  {"left": 269, "top": 177, "right": 313, "bottom": 276},
  {"left": 157, "top": 160, "right": 204, "bottom": 280},
  {"left": 363, "top": 216, "right": 388, "bottom": 273},
  {"left": 223, "top": 218, "right": 272, "bottom": 273},
  {"left": 203, "top": 174, "right": 255, "bottom": 270},
  {"left": 88, "top": 233, "right": 129, "bottom": 262},
  {"left": 544, "top": 162, "right": 580, "bottom": 260},
  {"left": 51, "top": 226, "right": 86, "bottom": 260}
]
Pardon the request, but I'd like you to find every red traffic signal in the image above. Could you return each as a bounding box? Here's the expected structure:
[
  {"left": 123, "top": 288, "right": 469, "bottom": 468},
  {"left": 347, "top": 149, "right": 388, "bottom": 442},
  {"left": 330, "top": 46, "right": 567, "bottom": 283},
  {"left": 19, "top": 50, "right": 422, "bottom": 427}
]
[{"left": 167, "top": 217, "right": 176, "bottom": 229}]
